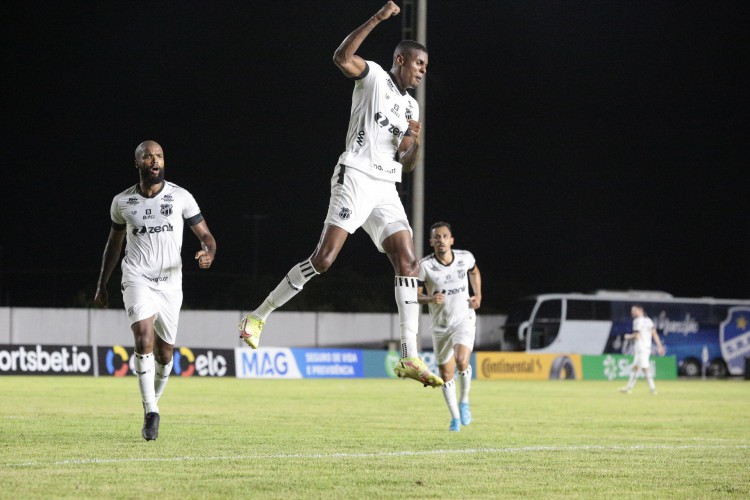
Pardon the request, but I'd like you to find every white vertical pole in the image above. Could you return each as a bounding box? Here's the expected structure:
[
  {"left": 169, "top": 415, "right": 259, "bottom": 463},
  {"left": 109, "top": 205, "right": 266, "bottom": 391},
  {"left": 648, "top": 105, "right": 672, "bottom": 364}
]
[{"left": 412, "top": 0, "right": 427, "bottom": 258}]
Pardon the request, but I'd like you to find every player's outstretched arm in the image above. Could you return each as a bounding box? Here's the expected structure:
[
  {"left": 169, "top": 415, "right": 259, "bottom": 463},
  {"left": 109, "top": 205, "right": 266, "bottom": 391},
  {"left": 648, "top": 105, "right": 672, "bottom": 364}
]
[
  {"left": 653, "top": 328, "right": 665, "bottom": 355},
  {"left": 94, "top": 227, "right": 126, "bottom": 308},
  {"left": 190, "top": 220, "right": 217, "bottom": 270},
  {"left": 333, "top": 1, "right": 401, "bottom": 78},
  {"left": 468, "top": 265, "right": 482, "bottom": 309}
]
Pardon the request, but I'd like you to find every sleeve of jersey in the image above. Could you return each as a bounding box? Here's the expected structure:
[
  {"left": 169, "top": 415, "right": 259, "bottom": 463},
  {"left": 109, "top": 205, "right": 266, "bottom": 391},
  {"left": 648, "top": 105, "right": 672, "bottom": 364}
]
[
  {"left": 467, "top": 251, "right": 476, "bottom": 271},
  {"left": 110, "top": 196, "right": 126, "bottom": 229},
  {"left": 183, "top": 191, "right": 204, "bottom": 226},
  {"left": 417, "top": 271, "right": 428, "bottom": 291},
  {"left": 358, "top": 61, "right": 381, "bottom": 87},
  {"left": 418, "top": 261, "right": 427, "bottom": 282},
  {"left": 354, "top": 61, "right": 372, "bottom": 81}
]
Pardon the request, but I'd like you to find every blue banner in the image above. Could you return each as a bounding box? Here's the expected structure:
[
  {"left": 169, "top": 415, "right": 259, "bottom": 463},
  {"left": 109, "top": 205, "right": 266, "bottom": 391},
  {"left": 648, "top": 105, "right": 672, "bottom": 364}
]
[{"left": 292, "top": 348, "right": 364, "bottom": 378}]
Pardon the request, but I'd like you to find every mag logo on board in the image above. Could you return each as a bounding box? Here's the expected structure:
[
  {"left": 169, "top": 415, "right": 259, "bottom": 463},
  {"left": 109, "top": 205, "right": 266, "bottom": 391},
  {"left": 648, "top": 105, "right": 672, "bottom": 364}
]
[
  {"left": 0, "top": 344, "right": 94, "bottom": 375},
  {"left": 235, "top": 347, "right": 303, "bottom": 379}
]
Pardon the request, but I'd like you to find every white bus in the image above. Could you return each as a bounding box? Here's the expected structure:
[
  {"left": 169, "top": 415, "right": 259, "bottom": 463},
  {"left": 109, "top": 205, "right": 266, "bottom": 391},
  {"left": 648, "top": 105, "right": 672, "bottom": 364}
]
[{"left": 499, "top": 290, "right": 750, "bottom": 377}]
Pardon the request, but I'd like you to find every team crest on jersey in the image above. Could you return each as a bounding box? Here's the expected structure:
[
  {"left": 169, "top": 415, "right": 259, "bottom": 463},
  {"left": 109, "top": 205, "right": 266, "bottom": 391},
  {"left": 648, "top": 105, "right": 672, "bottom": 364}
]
[
  {"left": 160, "top": 204, "right": 173, "bottom": 216},
  {"left": 720, "top": 306, "right": 750, "bottom": 375},
  {"left": 338, "top": 207, "right": 351, "bottom": 220},
  {"left": 405, "top": 107, "right": 413, "bottom": 120},
  {"left": 458, "top": 270, "right": 466, "bottom": 279}
]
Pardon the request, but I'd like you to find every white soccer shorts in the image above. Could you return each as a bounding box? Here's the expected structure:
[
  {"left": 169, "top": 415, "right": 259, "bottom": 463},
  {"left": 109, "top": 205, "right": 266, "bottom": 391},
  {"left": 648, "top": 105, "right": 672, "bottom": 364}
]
[
  {"left": 324, "top": 164, "right": 412, "bottom": 253},
  {"left": 431, "top": 317, "right": 476, "bottom": 366},
  {"left": 633, "top": 348, "right": 652, "bottom": 369},
  {"left": 122, "top": 282, "right": 182, "bottom": 345}
]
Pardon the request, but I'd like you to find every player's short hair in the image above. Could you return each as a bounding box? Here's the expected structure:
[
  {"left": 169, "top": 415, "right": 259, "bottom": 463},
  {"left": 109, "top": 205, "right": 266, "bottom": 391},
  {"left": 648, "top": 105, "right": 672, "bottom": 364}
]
[
  {"left": 394, "top": 40, "right": 428, "bottom": 60},
  {"left": 430, "top": 221, "right": 452, "bottom": 234},
  {"left": 135, "top": 140, "right": 161, "bottom": 159}
]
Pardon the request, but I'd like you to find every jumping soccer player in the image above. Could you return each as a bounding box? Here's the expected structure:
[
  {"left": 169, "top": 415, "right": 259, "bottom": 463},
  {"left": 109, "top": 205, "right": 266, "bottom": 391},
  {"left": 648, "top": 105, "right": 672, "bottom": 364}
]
[{"left": 238, "top": 1, "right": 442, "bottom": 388}]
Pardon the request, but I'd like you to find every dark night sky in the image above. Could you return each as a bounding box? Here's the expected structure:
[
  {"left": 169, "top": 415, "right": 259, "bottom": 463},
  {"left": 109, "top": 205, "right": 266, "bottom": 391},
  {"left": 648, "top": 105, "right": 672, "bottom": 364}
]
[{"left": 4, "top": 1, "right": 748, "bottom": 310}]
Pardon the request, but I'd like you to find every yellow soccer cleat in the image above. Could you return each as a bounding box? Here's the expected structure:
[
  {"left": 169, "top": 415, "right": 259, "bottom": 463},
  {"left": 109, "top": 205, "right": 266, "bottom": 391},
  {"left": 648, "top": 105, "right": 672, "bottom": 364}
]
[
  {"left": 394, "top": 357, "right": 444, "bottom": 388},
  {"left": 239, "top": 315, "right": 264, "bottom": 349}
]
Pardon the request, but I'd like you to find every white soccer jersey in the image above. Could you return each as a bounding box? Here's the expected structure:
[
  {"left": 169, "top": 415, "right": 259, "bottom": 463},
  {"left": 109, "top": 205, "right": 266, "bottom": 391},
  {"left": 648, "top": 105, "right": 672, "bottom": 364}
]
[
  {"left": 337, "top": 61, "right": 419, "bottom": 183},
  {"left": 418, "top": 250, "right": 477, "bottom": 332},
  {"left": 110, "top": 182, "right": 202, "bottom": 291},
  {"left": 633, "top": 316, "right": 655, "bottom": 352}
]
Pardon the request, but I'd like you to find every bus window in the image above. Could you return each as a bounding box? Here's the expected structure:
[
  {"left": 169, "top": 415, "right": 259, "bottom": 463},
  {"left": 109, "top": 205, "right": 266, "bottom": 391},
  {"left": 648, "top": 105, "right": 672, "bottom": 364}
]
[
  {"left": 530, "top": 299, "right": 562, "bottom": 350},
  {"left": 566, "top": 300, "right": 594, "bottom": 320},
  {"left": 567, "top": 299, "right": 611, "bottom": 320},
  {"left": 592, "top": 301, "right": 611, "bottom": 320}
]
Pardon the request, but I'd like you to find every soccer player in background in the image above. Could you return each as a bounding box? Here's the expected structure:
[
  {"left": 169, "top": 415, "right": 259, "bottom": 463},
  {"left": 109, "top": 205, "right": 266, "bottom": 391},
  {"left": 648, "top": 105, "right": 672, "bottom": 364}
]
[
  {"left": 619, "top": 304, "right": 665, "bottom": 395},
  {"left": 238, "top": 1, "right": 443, "bottom": 388},
  {"left": 95, "top": 140, "right": 217, "bottom": 440},
  {"left": 418, "top": 222, "right": 482, "bottom": 431}
]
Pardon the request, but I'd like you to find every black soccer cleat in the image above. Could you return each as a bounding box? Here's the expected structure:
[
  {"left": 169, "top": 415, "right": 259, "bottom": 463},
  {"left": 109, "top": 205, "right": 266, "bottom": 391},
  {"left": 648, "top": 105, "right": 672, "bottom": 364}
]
[{"left": 142, "top": 412, "right": 160, "bottom": 441}]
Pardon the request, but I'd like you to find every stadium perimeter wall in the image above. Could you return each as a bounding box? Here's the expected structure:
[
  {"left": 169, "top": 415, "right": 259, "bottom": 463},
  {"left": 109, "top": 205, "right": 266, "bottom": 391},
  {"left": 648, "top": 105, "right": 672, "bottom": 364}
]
[{"left": 0, "top": 307, "right": 506, "bottom": 350}]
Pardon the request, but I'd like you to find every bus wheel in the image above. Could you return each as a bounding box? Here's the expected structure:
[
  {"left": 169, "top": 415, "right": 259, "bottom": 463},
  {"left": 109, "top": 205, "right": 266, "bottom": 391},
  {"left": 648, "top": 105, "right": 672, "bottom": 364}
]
[
  {"left": 680, "top": 358, "right": 701, "bottom": 377},
  {"left": 708, "top": 359, "right": 728, "bottom": 378}
]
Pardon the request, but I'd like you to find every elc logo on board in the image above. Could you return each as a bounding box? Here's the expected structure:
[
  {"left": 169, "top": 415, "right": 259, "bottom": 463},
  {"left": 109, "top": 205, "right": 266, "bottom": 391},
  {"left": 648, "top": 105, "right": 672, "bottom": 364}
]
[
  {"left": 0, "top": 344, "right": 94, "bottom": 375},
  {"left": 97, "top": 345, "right": 234, "bottom": 377}
]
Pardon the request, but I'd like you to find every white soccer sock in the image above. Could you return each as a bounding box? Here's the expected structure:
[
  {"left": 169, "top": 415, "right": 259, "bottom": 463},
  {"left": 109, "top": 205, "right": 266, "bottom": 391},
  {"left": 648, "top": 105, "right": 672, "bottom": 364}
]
[
  {"left": 134, "top": 352, "right": 158, "bottom": 414},
  {"left": 645, "top": 370, "right": 656, "bottom": 391},
  {"left": 442, "top": 379, "right": 460, "bottom": 419},
  {"left": 394, "top": 276, "right": 419, "bottom": 358},
  {"left": 154, "top": 357, "right": 174, "bottom": 402},
  {"left": 626, "top": 370, "right": 638, "bottom": 390},
  {"left": 253, "top": 259, "right": 319, "bottom": 321},
  {"left": 458, "top": 365, "right": 472, "bottom": 404}
]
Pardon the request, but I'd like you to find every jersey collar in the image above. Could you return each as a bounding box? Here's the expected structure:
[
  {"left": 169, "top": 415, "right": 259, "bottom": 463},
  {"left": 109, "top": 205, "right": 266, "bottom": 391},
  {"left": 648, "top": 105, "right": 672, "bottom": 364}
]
[
  {"left": 433, "top": 251, "right": 455, "bottom": 267},
  {"left": 388, "top": 71, "right": 408, "bottom": 96},
  {"left": 137, "top": 182, "right": 165, "bottom": 199}
]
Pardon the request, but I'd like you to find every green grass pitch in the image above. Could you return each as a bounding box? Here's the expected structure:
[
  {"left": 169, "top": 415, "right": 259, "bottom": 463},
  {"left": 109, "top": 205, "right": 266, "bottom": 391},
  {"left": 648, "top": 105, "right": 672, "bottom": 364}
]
[{"left": 1, "top": 376, "right": 748, "bottom": 498}]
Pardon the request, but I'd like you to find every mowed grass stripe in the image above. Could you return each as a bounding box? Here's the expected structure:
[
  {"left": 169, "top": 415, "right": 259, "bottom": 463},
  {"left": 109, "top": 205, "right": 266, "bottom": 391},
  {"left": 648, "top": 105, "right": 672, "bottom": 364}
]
[{"left": 4, "top": 443, "right": 749, "bottom": 468}]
